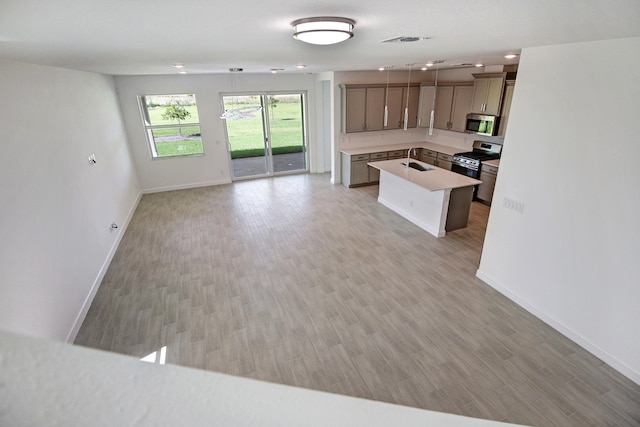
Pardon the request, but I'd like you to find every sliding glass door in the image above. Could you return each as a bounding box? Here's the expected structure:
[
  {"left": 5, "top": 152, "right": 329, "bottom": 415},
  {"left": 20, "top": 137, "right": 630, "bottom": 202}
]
[{"left": 222, "top": 92, "right": 307, "bottom": 179}]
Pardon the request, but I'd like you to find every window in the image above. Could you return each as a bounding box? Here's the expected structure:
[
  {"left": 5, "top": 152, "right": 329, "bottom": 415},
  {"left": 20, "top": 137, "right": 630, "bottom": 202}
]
[{"left": 140, "top": 94, "right": 204, "bottom": 158}]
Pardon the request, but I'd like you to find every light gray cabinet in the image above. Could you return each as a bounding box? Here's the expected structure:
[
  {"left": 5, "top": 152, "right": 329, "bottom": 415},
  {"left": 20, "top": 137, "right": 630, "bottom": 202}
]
[
  {"left": 417, "top": 84, "right": 437, "bottom": 128},
  {"left": 341, "top": 84, "right": 419, "bottom": 133},
  {"left": 437, "top": 153, "right": 453, "bottom": 170},
  {"left": 341, "top": 86, "right": 385, "bottom": 132},
  {"left": 421, "top": 149, "right": 438, "bottom": 165},
  {"left": 434, "top": 84, "right": 473, "bottom": 132},
  {"left": 470, "top": 73, "right": 506, "bottom": 116},
  {"left": 498, "top": 81, "right": 515, "bottom": 137},
  {"left": 477, "top": 164, "right": 499, "bottom": 203},
  {"left": 341, "top": 152, "right": 392, "bottom": 187}
]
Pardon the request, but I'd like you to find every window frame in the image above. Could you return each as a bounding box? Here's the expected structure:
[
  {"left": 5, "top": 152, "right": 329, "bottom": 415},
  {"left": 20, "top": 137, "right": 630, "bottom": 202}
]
[{"left": 139, "top": 94, "right": 205, "bottom": 159}]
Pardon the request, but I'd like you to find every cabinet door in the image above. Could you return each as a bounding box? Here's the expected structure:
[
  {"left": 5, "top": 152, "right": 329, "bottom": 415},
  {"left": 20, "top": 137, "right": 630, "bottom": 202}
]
[
  {"left": 401, "top": 86, "right": 420, "bottom": 129},
  {"left": 417, "top": 85, "right": 436, "bottom": 128},
  {"left": 351, "top": 161, "right": 370, "bottom": 185},
  {"left": 434, "top": 86, "right": 454, "bottom": 130},
  {"left": 384, "top": 87, "right": 404, "bottom": 130},
  {"left": 484, "top": 77, "right": 505, "bottom": 116},
  {"left": 450, "top": 86, "right": 473, "bottom": 132},
  {"left": 365, "top": 87, "right": 385, "bottom": 131},
  {"left": 345, "top": 88, "right": 366, "bottom": 132},
  {"left": 470, "top": 78, "right": 489, "bottom": 114},
  {"left": 477, "top": 171, "right": 497, "bottom": 203},
  {"left": 498, "top": 82, "right": 515, "bottom": 137}
]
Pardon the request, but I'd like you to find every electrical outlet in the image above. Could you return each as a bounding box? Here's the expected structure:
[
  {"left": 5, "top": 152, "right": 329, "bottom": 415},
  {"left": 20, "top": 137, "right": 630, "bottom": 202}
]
[{"left": 502, "top": 197, "right": 525, "bottom": 214}]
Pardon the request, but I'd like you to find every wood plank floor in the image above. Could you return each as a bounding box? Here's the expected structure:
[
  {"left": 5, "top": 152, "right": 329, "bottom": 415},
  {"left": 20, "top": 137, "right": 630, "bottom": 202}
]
[{"left": 75, "top": 173, "right": 640, "bottom": 426}]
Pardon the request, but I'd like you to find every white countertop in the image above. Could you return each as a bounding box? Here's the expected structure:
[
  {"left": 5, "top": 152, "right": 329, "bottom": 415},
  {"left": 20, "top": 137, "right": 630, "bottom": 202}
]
[
  {"left": 483, "top": 159, "right": 500, "bottom": 167},
  {"left": 341, "top": 141, "right": 462, "bottom": 157},
  {"left": 369, "top": 159, "right": 482, "bottom": 191}
]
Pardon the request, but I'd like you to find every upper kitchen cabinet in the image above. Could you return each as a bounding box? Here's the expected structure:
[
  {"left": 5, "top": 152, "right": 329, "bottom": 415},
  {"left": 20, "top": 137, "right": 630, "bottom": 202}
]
[
  {"left": 385, "top": 86, "right": 419, "bottom": 129},
  {"left": 433, "top": 84, "right": 473, "bottom": 132},
  {"left": 402, "top": 85, "right": 420, "bottom": 129},
  {"left": 383, "top": 86, "right": 404, "bottom": 130},
  {"left": 341, "top": 84, "right": 419, "bottom": 133},
  {"left": 470, "top": 73, "right": 506, "bottom": 116},
  {"left": 498, "top": 81, "right": 515, "bottom": 137},
  {"left": 341, "top": 85, "right": 385, "bottom": 132},
  {"left": 417, "top": 84, "right": 436, "bottom": 128}
]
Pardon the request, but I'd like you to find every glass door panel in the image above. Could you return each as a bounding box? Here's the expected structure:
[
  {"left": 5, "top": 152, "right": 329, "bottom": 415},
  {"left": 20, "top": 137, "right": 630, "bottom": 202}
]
[
  {"left": 268, "top": 94, "right": 306, "bottom": 173},
  {"left": 222, "top": 95, "right": 269, "bottom": 179},
  {"left": 222, "top": 92, "right": 307, "bottom": 180}
]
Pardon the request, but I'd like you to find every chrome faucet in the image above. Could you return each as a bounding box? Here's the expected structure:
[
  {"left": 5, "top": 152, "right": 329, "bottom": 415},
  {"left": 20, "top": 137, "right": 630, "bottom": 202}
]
[{"left": 406, "top": 147, "right": 416, "bottom": 168}]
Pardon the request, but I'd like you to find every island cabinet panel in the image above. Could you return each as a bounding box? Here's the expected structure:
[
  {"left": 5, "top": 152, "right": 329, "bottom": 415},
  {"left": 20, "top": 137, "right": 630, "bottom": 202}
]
[{"left": 470, "top": 73, "right": 506, "bottom": 115}]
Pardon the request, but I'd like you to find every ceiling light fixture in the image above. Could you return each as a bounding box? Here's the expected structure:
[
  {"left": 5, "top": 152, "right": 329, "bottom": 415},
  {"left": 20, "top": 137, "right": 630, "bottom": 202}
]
[
  {"left": 292, "top": 17, "right": 355, "bottom": 45},
  {"left": 505, "top": 54, "right": 518, "bottom": 59},
  {"left": 173, "top": 64, "right": 185, "bottom": 69},
  {"left": 296, "top": 64, "right": 306, "bottom": 69},
  {"left": 475, "top": 63, "right": 484, "bottom": 67}
]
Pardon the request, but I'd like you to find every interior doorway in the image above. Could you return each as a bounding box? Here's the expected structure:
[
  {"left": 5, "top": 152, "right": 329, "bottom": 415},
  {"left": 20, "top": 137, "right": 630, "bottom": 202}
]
[{"left": 221, "top": 92, "right": 307, "bottom": 179}]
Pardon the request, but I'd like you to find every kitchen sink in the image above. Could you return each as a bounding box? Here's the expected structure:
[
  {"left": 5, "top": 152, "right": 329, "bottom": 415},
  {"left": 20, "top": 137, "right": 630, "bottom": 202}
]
[{"left": 401, "top": 162, "right": 433, "bottom": 172}]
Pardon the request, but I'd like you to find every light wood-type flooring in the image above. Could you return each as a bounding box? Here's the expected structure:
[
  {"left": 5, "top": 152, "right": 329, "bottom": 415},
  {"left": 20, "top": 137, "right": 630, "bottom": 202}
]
[{"left": 75, "top": 173, "right": 640, "bottom": 426}]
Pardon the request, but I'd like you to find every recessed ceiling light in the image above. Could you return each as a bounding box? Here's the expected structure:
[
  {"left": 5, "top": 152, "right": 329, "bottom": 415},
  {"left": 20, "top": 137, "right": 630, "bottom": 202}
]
[
  {"left": 475, "top": 63, "right": 484, "bottom": 67},
  {"left": 421, "top": 67, "right": 428, "bottom": 71},
  {"left": 378, "top": 67, "right": 385, "bottom": 71},
  {"left": 425, "top": 63, "right": 434, "bottom": 67},
  {"left": 505, "top": 54, "right": 518, "bottom": 59},
  {"left": 296, "top": 64, "right": 306, "bottom": 69},
  {"left": 178, "top": 70, "right": 187, "bottom": 74},
  {"left": 270, "top": 68, "right": 284, "bottom": 73},
  {"left": 173, "top": 64, "right": 185, "bottom": 69}
]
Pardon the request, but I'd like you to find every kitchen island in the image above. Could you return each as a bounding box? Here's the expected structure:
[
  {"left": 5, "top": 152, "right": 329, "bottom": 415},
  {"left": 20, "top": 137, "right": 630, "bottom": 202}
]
[{"left": 368, "top": 159, "right": 481, "bottom": 238}]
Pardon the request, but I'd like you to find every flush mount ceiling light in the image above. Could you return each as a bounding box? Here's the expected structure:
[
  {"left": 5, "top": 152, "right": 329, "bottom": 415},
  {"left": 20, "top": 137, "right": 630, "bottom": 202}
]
[{"left": 292, "top": 17, "right": 355, "bottom": 45}]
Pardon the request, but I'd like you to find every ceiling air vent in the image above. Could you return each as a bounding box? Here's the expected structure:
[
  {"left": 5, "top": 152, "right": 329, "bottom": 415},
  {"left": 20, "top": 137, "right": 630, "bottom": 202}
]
[
  {"left": 229, "top": 68, "right": 243, "bottom": 72},
  {"left": 381, "top": 36, "right": 429, "bottom": 43}
]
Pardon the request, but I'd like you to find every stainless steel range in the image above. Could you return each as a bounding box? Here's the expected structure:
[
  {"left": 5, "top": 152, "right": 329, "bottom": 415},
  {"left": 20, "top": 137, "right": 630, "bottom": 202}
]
[{"left": 451, "top": 140, "right": 502, "bottom": 180}]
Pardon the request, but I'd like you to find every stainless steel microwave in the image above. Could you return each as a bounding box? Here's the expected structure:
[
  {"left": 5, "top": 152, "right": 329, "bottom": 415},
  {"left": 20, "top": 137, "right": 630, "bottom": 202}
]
[{"left": 465, "top": 114, "right": 498, "bottom": 136}]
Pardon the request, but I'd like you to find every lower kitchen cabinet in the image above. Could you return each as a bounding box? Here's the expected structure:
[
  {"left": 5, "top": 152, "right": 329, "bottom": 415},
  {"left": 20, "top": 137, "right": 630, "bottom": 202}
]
[
  {"left": 437, "top": 153, "right": 453, "bottom": 170},
  {"left": 341, "top": 152, "right": 390, "bottom": 187},
  {"left": 421, "top": 149, "right": 438, "bottom": 165},
  {"left": 477, "top": 164, "right": 499, "bottom": 203}
]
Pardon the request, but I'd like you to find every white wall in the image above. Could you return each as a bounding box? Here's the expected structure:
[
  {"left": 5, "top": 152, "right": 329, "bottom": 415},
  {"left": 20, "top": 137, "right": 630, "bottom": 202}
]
[
  {"left": 114, "top": 73, "right": 320, "bottom": 192},
  {"left": 477, "top": 37, "right": 640, "bottom": 384},
  {"left": 0, "top": 60, "right": 140, "bottom": 342}
]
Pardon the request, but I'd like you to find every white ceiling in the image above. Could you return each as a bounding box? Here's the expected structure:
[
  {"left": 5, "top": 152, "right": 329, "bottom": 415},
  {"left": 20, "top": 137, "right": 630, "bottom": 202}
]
[{"left": 1, "top": 0, "right": 639, "bottom": 76}]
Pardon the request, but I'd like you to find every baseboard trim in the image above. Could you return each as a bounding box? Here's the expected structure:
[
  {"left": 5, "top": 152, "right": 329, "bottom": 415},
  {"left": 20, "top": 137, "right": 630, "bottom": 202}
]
[
  {"left": 66, "top": 191, "right": 143, "bottom": 343},
  {"left": 475, "top": 268, "right": 640, "bottom": 386},
  {"left": 142, "top": 178, "right": 232, "bottom": 194}
]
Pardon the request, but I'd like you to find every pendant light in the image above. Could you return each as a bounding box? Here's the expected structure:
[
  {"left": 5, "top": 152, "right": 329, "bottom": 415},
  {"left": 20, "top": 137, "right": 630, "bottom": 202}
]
[
  {"left": 404, "top": 63, "right": 414, "bottom": 131},
  {"left": 429, "top": 64, "right": 438, "bottom": 136},
  {"left": 383, "top": 66, "right": 393, "bottom": 127}
]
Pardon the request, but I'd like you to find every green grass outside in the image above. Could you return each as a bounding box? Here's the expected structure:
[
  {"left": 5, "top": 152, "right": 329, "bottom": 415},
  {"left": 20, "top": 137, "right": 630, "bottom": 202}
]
[{"left": 148, "top": 101, "right": 304, "bottom": 158}]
